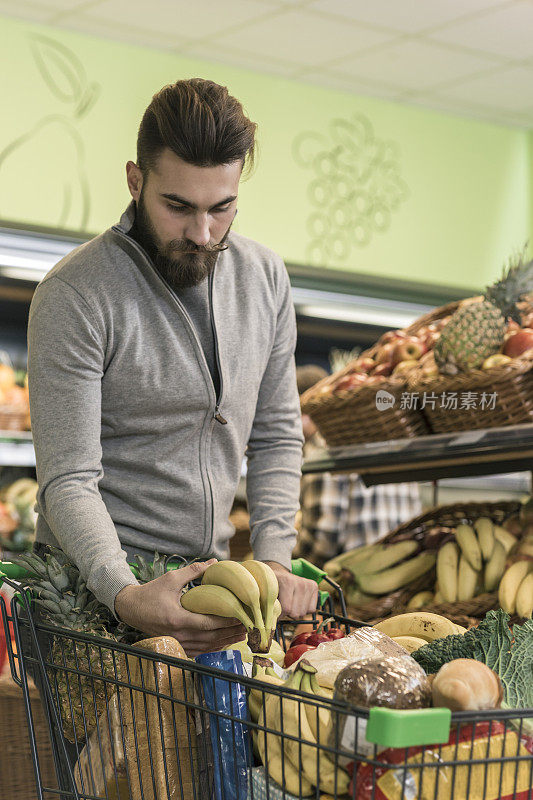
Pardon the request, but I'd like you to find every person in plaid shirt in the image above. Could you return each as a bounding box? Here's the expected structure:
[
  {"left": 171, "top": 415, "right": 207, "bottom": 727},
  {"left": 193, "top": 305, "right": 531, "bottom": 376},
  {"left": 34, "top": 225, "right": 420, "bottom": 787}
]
[{"left": 294, "top": 365, "right": 421, "bottom": 568}]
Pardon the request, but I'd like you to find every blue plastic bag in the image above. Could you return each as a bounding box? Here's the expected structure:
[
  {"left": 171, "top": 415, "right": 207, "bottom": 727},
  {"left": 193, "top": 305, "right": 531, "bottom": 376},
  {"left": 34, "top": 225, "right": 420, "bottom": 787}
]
[{"left": 195, "top": 650, "right": 251, "bottom": 800}]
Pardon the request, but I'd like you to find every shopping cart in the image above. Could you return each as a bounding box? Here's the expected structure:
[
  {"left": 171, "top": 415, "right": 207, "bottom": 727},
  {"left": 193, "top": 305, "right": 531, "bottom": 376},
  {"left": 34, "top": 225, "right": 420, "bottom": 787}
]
[{"left": 1, "top": 556, "right": 532, "bottom": 800}]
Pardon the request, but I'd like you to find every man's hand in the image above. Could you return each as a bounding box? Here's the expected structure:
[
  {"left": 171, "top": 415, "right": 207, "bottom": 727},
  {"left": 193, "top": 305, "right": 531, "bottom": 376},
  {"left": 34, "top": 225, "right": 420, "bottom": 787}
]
[
  {"left": 263, "top": 561, "right": 318, "bottom": 619},
  {"left": 114, "top": 559, "right": 246, "bottom": 657}
]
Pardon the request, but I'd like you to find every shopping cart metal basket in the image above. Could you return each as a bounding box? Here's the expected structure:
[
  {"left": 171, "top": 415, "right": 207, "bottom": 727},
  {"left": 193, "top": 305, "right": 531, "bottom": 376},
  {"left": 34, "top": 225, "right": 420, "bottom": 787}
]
[{"left": 1, "top": 556, "right": 532, "bottom": 800}]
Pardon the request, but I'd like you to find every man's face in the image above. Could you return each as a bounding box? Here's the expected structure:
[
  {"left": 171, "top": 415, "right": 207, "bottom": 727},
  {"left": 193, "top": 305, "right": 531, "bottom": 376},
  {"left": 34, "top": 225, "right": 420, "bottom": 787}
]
[{"left": 126, "top": 149, "right": 241, "bottom": 290}]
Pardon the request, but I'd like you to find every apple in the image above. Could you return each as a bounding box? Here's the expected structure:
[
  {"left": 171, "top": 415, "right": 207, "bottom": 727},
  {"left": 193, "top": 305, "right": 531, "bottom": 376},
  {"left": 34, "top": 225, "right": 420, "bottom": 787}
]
[
  {"left": 373, "top": 362, "right": 393, "bottom": 377},
  {"left": 354, "top": 357, "right": 376, "bottom": 373},
  {"left": 334, "top": 373, "right": 367, "bottom": 393},
  {"left": 393, "top": 359, "right": 419, "bottom": 375},
  {"left": 522, "top": 311, "right": 533, "bottom": 328},
  {"left": 376, "top": 343, "right": 395, "bottom": 364},
  {"left": 482, "top": 354, "right": 512, "bottom": 370},
  {"left": 392, "top": 336, "right": 427, "bottom": 365},
  {"left": 503, "top": 329, "right": 533, "bottom": 358},
  {"left": 380, "top": 329, "right": 407, "bottom": 345}
]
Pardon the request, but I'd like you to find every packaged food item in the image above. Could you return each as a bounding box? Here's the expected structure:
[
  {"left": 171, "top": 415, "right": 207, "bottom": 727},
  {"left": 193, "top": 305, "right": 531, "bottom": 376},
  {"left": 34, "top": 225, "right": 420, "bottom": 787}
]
[
  {"left": 355, "top": 722, "right": 533, "bottom": 800},
  {"left": 292, "top": 627, "right": 408, "bottom": 688},
  {"left": 328, "top": 653, "right": 431, "bottom": 763}
]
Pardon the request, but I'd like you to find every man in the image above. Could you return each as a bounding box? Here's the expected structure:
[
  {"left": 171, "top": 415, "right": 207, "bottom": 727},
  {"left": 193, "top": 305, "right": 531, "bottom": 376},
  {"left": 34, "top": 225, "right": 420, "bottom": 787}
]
[
  {"left": 294, "top": 365, "right": 421, "bottom": 567},
  {"left": 28, "top": 78, "right": 318, "bottom": 657}
]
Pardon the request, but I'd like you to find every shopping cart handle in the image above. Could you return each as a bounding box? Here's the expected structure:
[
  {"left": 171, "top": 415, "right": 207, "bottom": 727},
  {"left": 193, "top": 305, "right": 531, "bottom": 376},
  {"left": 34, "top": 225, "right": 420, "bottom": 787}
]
[
  {"left": 0, "top": 562, "right": 31, "bottom": 584},
  {"left": 366, "top": 707, "right": 451, "bottom": 748},
  {"left": 291, "top": 558, "right": 329, "bottom": 606}
]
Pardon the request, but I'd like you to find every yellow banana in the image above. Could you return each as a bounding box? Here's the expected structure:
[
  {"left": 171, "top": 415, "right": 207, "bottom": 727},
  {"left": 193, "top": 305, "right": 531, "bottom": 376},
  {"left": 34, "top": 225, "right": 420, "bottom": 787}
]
[
  {"left": 493, "top": 525, "right": 517, "bottom": 555},
  {"left": 358, "top": 552, "right": 436, "bottom": 595},
  {"left": 202, "top": 560, "right": 268, "bottom": 647},
  {"left": 437, "top": 542, "right": 459, "bottom": 602},
  {"left": 406, "top": 591, "right": 434, "bottom": 611},
  {"left": 301, "top": 670, "right": 334, "bottom": 746},
  {"left": 351, "top": 540, "right": 418, "bottom": 577},
  {"left": 242, "top": 560, "right": 279, "bottom": 636},
  {"left": 374, "top": 611, "right": 457, "bottom": 641},
  {"left": 457, "top": 554, "right": 479, "bottom": 601},
  {"left": 498, "top": 561, "right": 533, "bottom": 614},
  {"left": 454, "top": 625, "right": 467, "bottom": 634},
  {"left": 181, "top": 584, "right": 255, "bottom": 630},
  {"left": 257, "top": 704, "right": 313, "bottom": 796},
  {"left": 271, "top": 598, "right": 282, "bottom": 630},
  {"left": 484, "top": 540, "right": 507, "bottom": 592},
  {"left": 519, "top": 542, "right": 533, "bottom": 558},
  {"left": 515, "top": 572, "right": 533, "bottom": 618},
  {"left": 392, "top": 635, "right": 428, "bottom": 653},
  {"left": 281, "top": 667, "right": 349, "bottom": 795},
  {"left": 323, "top": 543, "right": 377, "bottom": 577},
  {"left": 474, "top": 517, "right": 495, "bottom": 561},
  {"left": 455, "top": 524, "right": 483, "bottom": 571}
]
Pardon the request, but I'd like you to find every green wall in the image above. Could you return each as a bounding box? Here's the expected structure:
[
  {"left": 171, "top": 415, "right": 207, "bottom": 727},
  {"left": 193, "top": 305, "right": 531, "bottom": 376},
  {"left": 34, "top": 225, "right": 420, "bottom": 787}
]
[{"left": 0, "top": 14, "right": 531, "bottom": 291}]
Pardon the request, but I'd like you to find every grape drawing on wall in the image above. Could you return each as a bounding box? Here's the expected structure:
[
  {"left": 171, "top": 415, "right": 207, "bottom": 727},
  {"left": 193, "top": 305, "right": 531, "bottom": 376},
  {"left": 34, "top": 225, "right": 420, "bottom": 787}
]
[
  {"left": 0, "top": 35, "right": 100, "bottom": 230},
  {"left": 293, "top": 113, "right": 409, "bottom": 265}
]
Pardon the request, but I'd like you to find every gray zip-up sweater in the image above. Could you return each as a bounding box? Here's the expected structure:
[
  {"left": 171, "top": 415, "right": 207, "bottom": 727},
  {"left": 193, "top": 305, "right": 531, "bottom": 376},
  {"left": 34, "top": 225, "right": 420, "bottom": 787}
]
[{"left": 27, "top": 204, "right": 304, "bottom": 613}]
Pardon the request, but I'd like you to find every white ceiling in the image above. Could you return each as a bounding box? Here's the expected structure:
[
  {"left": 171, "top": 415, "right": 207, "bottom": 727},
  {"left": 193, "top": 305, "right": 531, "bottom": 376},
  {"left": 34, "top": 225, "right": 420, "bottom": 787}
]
[{"left": 1, "top": 0, "right": 533, "bottom": 128}]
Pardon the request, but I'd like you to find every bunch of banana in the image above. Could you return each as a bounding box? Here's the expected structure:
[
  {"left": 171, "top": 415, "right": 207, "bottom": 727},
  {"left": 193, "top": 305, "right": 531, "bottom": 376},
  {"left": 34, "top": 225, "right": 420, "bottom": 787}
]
[
  {"left": 325, "top": 540, "right": 436, "bottom": 598},
  {"left": 498, "top": 560, "right": 533, "bottom": 617},
  {"left": 436, "top": 518, "right": 513, "bottom": 603},
  {"left": 180, "top": 560, "right": 281, "bottom": 652},
  {"left": 248, "top": 657, "right": 284, "bottom": 724},
  {"left": 257, "top": 661, "right": 349, "bottom": 797},
  {"left": 374, "top": 611, "right": 465, "bottom": 653}
]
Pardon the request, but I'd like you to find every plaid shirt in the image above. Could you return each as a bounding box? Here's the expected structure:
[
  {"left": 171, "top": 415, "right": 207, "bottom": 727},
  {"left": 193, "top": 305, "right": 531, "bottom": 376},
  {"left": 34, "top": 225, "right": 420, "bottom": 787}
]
[{"left": 294, "top": 437, "right": 421, "bottom": 568}]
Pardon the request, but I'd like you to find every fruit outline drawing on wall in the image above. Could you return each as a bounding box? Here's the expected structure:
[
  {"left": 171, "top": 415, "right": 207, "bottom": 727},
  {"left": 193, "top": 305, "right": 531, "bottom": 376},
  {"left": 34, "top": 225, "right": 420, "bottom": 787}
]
[
  {"left": 0, "top": 35, "right": 100, "bottom": 230},
  {"left": 292, "top": 113, "right": 409, "bottom": 265}
]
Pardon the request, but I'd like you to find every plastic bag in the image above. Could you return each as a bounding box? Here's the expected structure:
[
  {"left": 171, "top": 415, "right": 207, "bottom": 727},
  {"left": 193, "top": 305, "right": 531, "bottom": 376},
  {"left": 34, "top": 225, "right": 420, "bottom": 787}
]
[{"left": 196, "top": 650, "right": 251, "bottom": 800}]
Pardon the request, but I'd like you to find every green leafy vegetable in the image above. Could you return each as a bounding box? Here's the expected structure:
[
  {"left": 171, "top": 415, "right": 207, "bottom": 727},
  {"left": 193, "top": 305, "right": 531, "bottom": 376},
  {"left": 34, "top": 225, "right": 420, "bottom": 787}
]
[{"left": 412, "top": 610, "right": 533, "bottom": 713}]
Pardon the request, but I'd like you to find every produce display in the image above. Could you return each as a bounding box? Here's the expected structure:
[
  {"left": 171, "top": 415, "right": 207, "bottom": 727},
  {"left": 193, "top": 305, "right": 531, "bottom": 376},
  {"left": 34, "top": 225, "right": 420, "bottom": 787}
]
[
  {"left": 0, "top": 365, "right": 30, "bottom": 430},
  {"left": 324, "top": 500, "right": 533, "bottom": 619},
  {"left": 0, "top": 477, "right": 38, "bottom": 551}
]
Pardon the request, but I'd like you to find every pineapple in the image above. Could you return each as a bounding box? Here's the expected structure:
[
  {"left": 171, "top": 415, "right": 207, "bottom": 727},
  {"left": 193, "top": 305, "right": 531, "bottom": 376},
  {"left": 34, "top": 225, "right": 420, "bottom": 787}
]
[
  {"left": 434, "top": 252, "right": 533, "bottom": 374},
  {"left": 14, "top": 548, "right": 177, "bottom": 741},
  {"left": 14, "top": 549, "right": 120, "bottom": 743}
]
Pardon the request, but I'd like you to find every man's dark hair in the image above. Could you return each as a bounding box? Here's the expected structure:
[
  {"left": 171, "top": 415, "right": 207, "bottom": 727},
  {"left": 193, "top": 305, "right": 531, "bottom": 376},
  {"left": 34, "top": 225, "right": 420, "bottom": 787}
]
[{"left": 137, "top": 78, "right": 257, "bottom": 175}]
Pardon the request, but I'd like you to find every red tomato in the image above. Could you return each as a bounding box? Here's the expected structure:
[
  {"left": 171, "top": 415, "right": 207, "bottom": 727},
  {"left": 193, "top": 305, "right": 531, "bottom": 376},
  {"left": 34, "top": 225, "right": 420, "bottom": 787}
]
[
  {"left": 305, "top": 632, "right": 331, "bottom": 647},
  {"left": 326, "top": 628, "right": 345, "bottom": 640},
  {"left": 283, "top": 643, "right": 315, "bottom": 668}
]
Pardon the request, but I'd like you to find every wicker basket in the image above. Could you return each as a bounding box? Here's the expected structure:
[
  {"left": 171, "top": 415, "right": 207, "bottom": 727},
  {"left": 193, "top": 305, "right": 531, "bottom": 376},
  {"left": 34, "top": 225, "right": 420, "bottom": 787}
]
[
  {"left": 0, "top": 405, "right": 30, "bottom": 432},
  {"left": 0, "top": 672, "right": 56, "bottom": 800},
  {"left": 407, "top": 349, "right": 533, "bottom": 433},
  {"left": 300, "top": 301, "right": 459, "bottom": 447},
  {"left": 344, "top": 499, "right": 522, "bottom": 622}
]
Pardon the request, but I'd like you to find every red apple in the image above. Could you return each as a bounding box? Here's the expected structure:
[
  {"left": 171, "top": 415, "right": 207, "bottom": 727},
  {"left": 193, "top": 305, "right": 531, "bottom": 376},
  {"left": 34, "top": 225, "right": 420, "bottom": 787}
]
[
  {"left": 392, "top": 336, "right": 427, "bottom": 365},
  {"left": 503, "top": 329, "right": 533, "bottom": 358},
  {"left": 354, "top": 357, "right": 376, "bottom": 373},
  {"left": 380, "top": 329, "right": 408, "bottom": 345},
  {"left": 376, "top": 343, "right": 395, "bottom": 364},
  {"left": 373, "top": 362, "right": 393, "bottom": 377},
  {"left": 522, "top": 311, "right": 533, "bottom": 328},
  {"left": 334, "top": 373, "right": 366, "bottom": 393}
]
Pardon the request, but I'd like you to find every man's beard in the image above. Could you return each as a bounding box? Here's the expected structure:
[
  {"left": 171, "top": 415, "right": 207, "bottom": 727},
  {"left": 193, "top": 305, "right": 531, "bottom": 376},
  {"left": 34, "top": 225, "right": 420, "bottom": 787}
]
[{"left": 134, "top": 191, "right": 232, "bottom": 291}]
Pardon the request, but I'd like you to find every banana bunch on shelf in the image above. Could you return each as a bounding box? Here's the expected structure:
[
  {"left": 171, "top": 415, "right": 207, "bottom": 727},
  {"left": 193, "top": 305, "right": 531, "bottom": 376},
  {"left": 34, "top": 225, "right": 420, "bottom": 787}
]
[
  {"left": 436, "top": 518, "right": 518, "bottom": 603},
  {"left": 181, "top": 560, "right": 282, "bottom": 652},
  {"left": 499, "top": 561, "right": 533, "bottom": 618},
  {"left": 373, "top": 612, "right": 466, "bottom": 654},
  {"left": 323, "top": 540, "right": 436, "bottom": 602},
  {"left": 257, "top": 660, "right": 348, "bottom": 797}
]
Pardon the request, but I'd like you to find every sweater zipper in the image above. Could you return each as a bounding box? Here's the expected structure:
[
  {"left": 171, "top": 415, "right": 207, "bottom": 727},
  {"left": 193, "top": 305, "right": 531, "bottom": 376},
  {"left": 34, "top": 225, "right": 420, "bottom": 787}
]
[{"left": 208, "top": 270, "right": 227, "bottom": 425}]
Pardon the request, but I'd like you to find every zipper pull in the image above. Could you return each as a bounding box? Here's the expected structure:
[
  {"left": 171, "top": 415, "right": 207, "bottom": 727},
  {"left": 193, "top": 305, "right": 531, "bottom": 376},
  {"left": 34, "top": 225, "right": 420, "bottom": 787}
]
[{"left": 214, "top": 406, "right": 227, "bottom": 425}]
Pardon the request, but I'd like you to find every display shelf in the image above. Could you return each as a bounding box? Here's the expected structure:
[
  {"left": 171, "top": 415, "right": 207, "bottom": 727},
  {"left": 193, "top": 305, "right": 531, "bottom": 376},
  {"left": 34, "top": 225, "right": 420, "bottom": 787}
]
[
  {"left": 0, "top": 431, "right": 35, "bottom": 466},
  {"left": 302, "top": 424, "right": 533, "bottom": 486}
]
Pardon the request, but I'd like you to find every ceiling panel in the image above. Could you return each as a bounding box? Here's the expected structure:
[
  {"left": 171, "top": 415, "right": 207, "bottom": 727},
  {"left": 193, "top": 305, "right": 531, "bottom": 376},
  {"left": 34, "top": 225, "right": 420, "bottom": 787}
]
[
  {"left": 308, "top": 0, "right": 510, "bottom": 34},
  {"left": 58, "top": 0, "right": 276, "bottom": 39},
  {"left": 430, "top": 1, "right": 533, "bottom": 60},
  {"left": 180, "top": 41, "right": 299, "bottom": 77},
  {"left": 219, "top": 8, "right": 395, "bottom": 67},
  {"left": 327, "top": 39, "right": 501, "bottom": 92},
  {"left": 424, "top": 65, "right": 533, "bottom": 113}
]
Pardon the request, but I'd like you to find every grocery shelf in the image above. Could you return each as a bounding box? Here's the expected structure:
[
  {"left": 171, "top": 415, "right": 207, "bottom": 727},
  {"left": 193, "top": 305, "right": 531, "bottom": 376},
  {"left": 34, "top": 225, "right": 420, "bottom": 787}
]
[
  {"left": 0, "top": 430, "right": 35, "bottom": 466},
  {"left": 302, "top": 424, "right": 533, "bottom": 486}
]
